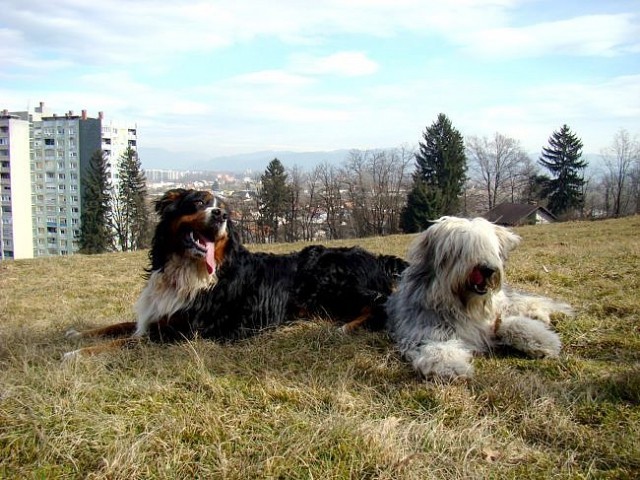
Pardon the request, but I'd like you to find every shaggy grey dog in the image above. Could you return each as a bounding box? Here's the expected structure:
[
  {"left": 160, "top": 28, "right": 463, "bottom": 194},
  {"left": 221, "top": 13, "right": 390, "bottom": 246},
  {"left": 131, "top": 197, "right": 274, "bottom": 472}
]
[{"left": 386, "top": 216, "right": 573, "bottom": 381}]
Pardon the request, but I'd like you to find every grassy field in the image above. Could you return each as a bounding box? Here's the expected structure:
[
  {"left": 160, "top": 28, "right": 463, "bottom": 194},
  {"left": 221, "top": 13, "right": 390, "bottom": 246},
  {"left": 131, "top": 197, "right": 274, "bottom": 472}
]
[{"left": 1, "top": 216, "right": 639, "bottom": 479}]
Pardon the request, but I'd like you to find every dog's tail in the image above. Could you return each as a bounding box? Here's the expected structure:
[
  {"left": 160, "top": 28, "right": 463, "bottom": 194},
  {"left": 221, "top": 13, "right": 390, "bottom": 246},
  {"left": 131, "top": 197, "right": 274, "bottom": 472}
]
[
  {"left": 355, "top": 254, "right": 408, "bottom": 331},
  {"left": 378, "top": 254, "right": 409, "bottom": 281}
]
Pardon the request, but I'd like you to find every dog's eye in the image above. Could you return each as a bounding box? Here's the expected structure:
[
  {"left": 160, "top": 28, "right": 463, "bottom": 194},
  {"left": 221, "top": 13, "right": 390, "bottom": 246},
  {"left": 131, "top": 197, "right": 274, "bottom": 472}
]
[{"left": 193, "top": 200, "right": 204, "bottom": 208}]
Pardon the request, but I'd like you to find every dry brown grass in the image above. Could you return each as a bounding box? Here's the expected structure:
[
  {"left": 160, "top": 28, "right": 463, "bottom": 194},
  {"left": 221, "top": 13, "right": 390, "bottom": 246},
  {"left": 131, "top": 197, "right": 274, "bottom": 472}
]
[{"left": 1, "top": 216, "right": 639, "bottom": 479}]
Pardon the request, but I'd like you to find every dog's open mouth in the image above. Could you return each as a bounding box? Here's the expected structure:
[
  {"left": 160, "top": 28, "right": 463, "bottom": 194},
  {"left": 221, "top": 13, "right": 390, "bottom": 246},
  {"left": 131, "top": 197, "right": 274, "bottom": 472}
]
[{"left": 186, "top": 231, "right": 216, "bottom": 275}]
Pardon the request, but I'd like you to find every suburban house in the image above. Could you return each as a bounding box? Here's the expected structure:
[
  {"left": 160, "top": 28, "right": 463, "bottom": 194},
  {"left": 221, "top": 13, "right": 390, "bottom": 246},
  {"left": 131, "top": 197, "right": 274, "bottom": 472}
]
[{"left": 483, "top": 203, "right": 556, "bottom": 226}]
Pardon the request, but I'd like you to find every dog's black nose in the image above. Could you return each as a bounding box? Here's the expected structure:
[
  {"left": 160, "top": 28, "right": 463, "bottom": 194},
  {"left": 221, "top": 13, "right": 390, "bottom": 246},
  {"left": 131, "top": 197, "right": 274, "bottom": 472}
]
[
  {"left": 479, "top": 266, "right": 496, "bottom": 279},
  {"left": 212, "top": 208, "right": 228, "bottom": 220}
]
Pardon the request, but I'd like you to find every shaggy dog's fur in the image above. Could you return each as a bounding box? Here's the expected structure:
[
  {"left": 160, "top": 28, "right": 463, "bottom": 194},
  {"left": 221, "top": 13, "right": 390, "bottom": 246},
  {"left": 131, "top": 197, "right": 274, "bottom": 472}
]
[
  {"left": 65, "top": 188, "right": 407, "bottom": 358},
  {"left": 386, "top": 216, "right": 573, "bottom": 381}
]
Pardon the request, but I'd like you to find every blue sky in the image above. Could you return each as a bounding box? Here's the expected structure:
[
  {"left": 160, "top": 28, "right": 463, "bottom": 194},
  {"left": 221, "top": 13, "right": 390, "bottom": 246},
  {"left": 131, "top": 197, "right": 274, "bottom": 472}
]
[{"left": 1, "top": 0, "right": 639, "bottom": 157}]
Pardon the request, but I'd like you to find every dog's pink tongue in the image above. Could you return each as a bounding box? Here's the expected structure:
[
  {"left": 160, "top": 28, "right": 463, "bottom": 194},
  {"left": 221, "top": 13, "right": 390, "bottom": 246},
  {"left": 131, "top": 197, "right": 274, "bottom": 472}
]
[{"left": 205, "top": 241, "right": 216, "bottom": 275}]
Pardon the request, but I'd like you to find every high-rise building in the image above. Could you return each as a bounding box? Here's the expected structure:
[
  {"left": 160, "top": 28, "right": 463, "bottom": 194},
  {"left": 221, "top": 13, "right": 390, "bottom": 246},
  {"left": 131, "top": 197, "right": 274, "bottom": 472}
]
[
  {"left": 0, "top": 112, "right": 33, "bottom": 259},
  {"left": 1, "top": 102, "right": 137, "bottom": 259},
  {"left": 101, "top": 119, "right": 138, "bottom": 186}
]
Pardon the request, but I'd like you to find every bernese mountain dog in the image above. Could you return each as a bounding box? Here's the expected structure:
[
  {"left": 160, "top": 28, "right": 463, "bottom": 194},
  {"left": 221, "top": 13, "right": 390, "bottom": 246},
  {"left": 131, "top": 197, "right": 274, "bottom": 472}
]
[{"left": 64, "top": 188, "right": 407, "bottom": 358}]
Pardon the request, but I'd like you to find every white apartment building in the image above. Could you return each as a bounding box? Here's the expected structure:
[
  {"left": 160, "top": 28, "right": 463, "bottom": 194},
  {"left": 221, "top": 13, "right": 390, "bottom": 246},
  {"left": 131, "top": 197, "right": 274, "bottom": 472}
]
[
  {"left": 1, "top": 102, "right": 138, "bottom": 258},
  {"left": 101, "top": 120, "right": 138, "bottom": 186},
  {"left": 0, "top": 113, "right": 33, "bottom": 259}
]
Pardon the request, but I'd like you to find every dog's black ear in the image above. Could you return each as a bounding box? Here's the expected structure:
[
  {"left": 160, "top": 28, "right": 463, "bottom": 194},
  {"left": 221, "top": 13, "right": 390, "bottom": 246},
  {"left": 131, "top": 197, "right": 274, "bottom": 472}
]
[{"left": 155, "top": 188, "right": 189, "bottom": 215}]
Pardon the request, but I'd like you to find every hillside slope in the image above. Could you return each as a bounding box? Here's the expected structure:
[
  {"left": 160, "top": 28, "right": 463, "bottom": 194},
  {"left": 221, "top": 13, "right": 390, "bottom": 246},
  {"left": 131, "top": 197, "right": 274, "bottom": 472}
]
[{"left": 1, "top": 216, "right": 639, "bottom": 479}]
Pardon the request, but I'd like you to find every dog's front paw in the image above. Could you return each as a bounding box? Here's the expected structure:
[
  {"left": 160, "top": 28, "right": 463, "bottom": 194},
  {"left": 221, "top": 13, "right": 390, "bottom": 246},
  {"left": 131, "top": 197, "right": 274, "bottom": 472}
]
[
  {"left": 497, "top": 316, "right": 562, "bottom": 358},
  {"left": 61, "top": 349, "right": 82, "bottom": 362},
  {"left": 409, "top": 341, "right": 475, "bottom": 381},
  {"left": 64, "top": 328, "right": 82, "bottom": 339}
]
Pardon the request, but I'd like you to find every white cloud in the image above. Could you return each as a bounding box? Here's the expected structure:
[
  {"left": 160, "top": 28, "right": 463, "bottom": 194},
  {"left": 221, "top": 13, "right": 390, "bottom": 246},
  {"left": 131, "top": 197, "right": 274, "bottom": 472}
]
[
  {"left": 1, "top": 0, "right": 512, "bottom": 68},
  {"left": 231, "top": 70, "right": 313, "bottom": 87},
  {"left": 464, "top": 14, "right": 640, "bottom": 59},
  {"left": 290, "top": 52, "right": 379, "bottom": 77}
]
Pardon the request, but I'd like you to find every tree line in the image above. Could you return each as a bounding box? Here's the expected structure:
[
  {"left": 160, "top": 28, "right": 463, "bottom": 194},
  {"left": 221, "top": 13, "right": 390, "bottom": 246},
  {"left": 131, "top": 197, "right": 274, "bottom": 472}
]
[
  {"left": 80, "top": 114, "right": 640, "bottom": 251},
  {"left": 236, "top": 114, "right": 638, "bottom": 243}
]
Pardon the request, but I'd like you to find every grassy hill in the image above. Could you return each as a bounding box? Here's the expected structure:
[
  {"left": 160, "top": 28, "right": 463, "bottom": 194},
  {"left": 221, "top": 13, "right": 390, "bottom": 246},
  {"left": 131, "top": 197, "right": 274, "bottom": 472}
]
[{"left": 1, "top": 216, "right": 639, "bottom": 479}]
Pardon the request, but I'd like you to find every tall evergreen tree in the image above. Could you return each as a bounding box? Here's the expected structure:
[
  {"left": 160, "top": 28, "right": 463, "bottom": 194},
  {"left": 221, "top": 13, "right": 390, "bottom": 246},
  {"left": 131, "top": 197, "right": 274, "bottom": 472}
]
[
  {"left": 400, "top": 178, "right": 442, "bottom": 233},
  {"left": 259, "top": 158, "right": 291, "bottom": 242},
  {"left": 112, "top": 147, "right": 151, "bottom": 251},
  {"left": 79, "top": 149, "right": 112, "bottom": 253},
  {"left": 539, "top": 124, "right": 587, "bottom": 217},
  {"left": 400, "top": 113, "right": 467, "bottom": 232}
]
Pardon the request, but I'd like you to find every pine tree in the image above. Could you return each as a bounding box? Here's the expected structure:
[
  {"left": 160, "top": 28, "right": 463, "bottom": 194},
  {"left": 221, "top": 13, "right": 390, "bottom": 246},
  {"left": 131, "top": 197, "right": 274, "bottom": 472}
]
[
  {"left": 539, "top": 124, "right": 587, "bottom": 217},
  {"left": 400, "top": 113, "right": 467, "bottom": 232},
  {"left": 259, "top": 158, "right": 291, "bottom": 242},
  {"left": 400, "top": 178, "right": 442, "bottom": 233},
  {"left": 112, "top": 147, "right": 151, "bottom": 251},
  {"left": 79, "top": 149, "right": 112, "bottom": 254}
]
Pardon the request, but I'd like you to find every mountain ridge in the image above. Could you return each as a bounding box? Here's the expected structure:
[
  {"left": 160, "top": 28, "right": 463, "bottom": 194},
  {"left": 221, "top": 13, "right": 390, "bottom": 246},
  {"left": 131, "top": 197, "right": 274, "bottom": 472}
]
[{"left": 138, "top": 147, "right": 354, "bottom": 173}]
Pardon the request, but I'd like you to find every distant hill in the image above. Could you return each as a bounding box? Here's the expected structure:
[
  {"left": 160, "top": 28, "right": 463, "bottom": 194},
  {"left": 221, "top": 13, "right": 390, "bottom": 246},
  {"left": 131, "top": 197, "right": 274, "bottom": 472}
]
[
  {"left": 139, "top": 146, "right": 604, "bottom": 176},
  {"left": 137, "top": 147, "right": 210, "bottom": 171},
  {"left": 138, "top": 147, "right": 353, "bottom": 173}
]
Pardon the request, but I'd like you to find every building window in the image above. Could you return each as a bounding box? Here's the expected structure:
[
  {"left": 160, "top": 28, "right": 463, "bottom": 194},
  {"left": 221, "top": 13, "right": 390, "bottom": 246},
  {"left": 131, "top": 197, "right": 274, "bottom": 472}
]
[
  {"left": 0, "top": 138, "right": 8, "bottom": 146},
  {"left": 45, "top": 138, "right": 55, "bottom": 146}
]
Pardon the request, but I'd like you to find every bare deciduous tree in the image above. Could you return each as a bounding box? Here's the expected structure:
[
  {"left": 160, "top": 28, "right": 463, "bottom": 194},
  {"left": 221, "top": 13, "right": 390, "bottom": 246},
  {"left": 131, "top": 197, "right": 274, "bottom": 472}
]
[
  {"left": 343, "top": 148, "right": 412, "bottom": 236},
  {"left": 467, "top": 133, "right": 530, "bottom": 211},
  {"left": 316, "top": 162, "right": 344, "bottom": 240},
  {"left": 601, "top": 129, "right": 640, "bottom": 217},
  {"left": 298, "top": 167, "right": 323, "bottom": 241}
]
